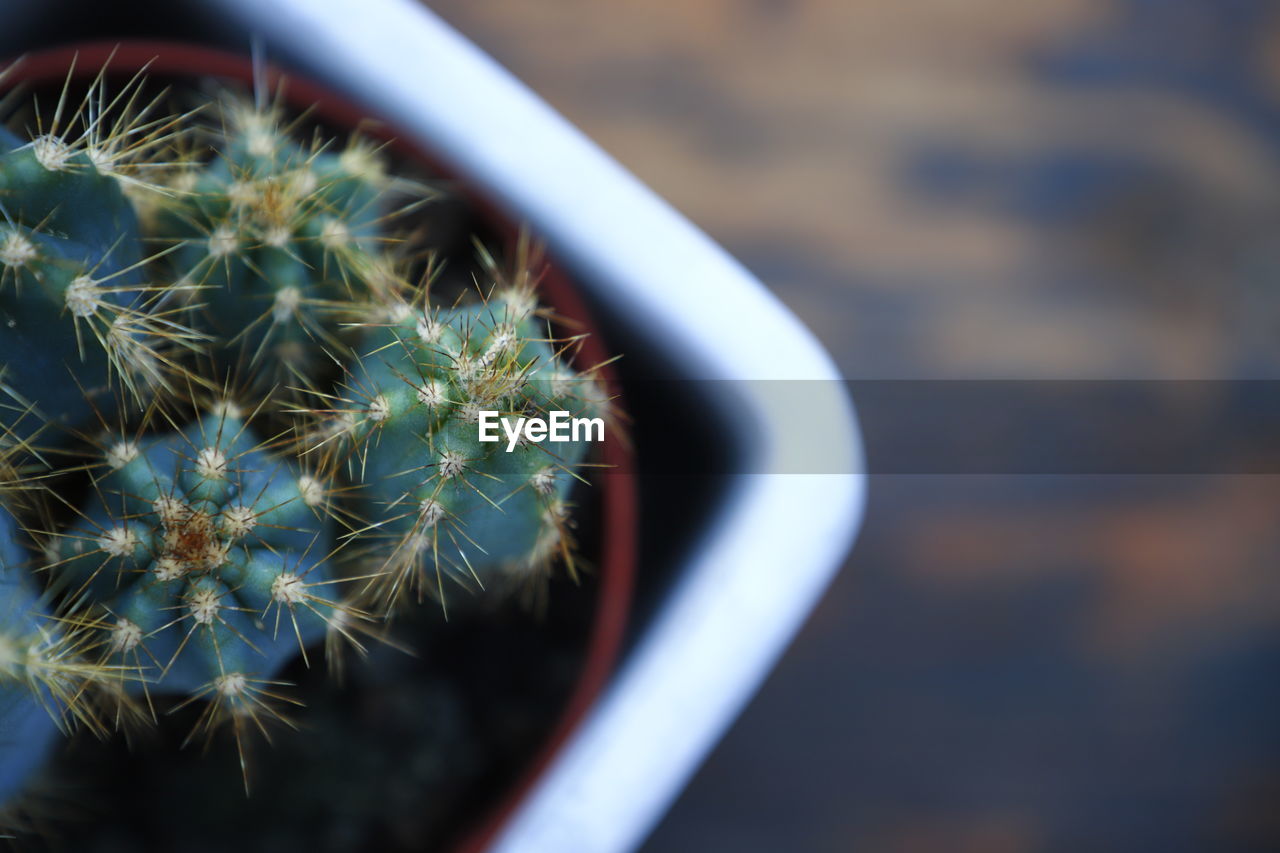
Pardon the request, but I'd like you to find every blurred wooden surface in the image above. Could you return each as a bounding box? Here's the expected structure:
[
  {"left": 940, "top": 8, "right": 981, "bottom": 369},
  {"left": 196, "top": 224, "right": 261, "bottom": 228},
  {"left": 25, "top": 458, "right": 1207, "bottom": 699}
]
[
  {"left": 431, "top": 0, "right": 1280, "bottom": 381},
  {"left": 429, "top": 2, "right": 1280, "bottom": 851}
]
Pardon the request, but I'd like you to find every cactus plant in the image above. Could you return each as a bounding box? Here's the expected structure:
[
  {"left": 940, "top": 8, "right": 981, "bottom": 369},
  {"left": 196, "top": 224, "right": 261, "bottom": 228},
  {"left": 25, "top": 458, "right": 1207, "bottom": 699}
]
[
  {"left": 152, "top": 95, "right": 430, "bottom": 384},
  {"left": 304, "top": 244, "right": 606, "bottom": 613},
  {"left": 1, "top": 418, "right": 120, "bottom": 824},
  {"left": 50, "top": 410, "right": 344, "bottom": 710},
  {"left": 0, "top": 68, "right": 206, "bottom": 435},
  {"left": 0, "top": 49, "right": 618, "bottom": 824},
  {"left": 0, "top": 507, "right": 64, "bottom": 813}
]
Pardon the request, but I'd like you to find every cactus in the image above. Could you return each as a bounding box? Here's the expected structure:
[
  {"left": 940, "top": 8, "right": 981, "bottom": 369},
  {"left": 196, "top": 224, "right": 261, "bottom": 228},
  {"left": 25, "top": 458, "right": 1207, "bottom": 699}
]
[
  {"left": 1, "top": 422, "right": 119, "bottom": 818},
  {"left": 303, "top": 248, "right": 605, "bottom": 612},
  {"left": 152, "top": 97, "right": 429, "bottom": 384},
  {"left": 0, "top": 55, "right": 610, "bottom": 818},
  {"left": 0, "top": 507, "right": 63, "bottom": 811},
  {"left": 50, "top": 410, "right": 347, "bottom": 719},
  {"left": 0, "top": 70, "right": 205, "bottom": 437}
]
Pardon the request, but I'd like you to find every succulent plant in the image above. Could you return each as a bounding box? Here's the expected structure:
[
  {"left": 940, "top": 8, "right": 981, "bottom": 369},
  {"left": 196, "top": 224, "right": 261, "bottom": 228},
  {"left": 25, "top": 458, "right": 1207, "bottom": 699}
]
[
  {"left": 152, "top": 96, "right": 428, "bottom": 384},
  {"left": 50, "top": 410, "right": 345, "bottom": 712},
  {"left": 0, "top": 55, "right": 611, "bottom": 819},
  {"left": 1, "top": 426, "right": 119, "bottom": 824},
  {"left": 0, "top": 507, "right": 64, "bottom": 813},
  {"left": 0, "top": 91, "right": 198, "bottom": 436},
  {"left": 304, "top": 246, "right": 605, "bottom": 613}
]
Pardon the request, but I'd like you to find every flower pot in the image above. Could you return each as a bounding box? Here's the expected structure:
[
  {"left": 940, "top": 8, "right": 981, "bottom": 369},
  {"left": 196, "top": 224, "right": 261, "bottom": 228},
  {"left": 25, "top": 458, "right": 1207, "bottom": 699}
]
[{"left": 1, "top": 2, "right": 866, "bottom": 849}]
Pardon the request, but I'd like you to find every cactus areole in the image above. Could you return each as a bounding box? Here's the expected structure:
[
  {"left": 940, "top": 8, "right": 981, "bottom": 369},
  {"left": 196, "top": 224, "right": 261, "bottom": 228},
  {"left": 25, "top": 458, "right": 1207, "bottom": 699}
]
[{"left": 0, "top": 42, "right": 636, "bottom": 846}]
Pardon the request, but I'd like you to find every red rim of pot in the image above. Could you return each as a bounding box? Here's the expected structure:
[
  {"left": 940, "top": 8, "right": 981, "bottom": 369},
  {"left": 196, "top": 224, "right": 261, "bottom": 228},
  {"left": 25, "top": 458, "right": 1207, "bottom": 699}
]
[{"left": 6, "top": 41, "right": 637, "bottom": 852}]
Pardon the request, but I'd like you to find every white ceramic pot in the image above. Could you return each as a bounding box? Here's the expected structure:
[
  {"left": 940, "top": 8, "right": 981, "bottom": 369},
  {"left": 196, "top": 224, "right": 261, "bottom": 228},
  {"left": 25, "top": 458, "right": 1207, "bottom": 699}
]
[{"left": 0, "top": 2, "right": 867, "bottom": 849}]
